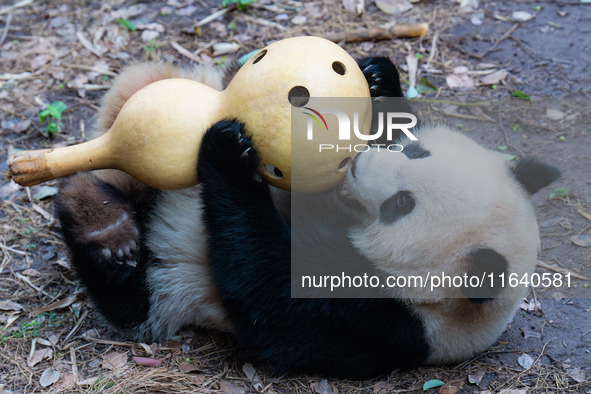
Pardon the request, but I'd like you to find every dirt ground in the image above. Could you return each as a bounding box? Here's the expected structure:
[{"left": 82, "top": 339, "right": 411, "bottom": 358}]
[{"left": 1, "top": 0, "right": 590, "bottom": 393}]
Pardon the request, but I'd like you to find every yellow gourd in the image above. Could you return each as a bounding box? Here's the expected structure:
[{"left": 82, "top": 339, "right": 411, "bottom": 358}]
[{"left": 8, "top": 36, "right": 372, "bottom": 192}]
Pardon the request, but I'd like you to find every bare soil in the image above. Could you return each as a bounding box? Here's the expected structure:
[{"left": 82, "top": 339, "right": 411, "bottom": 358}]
[{"left": 0, "top": 0, "right": 589, "bottom": 392}]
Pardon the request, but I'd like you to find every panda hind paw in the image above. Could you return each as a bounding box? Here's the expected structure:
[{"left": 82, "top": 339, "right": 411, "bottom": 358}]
[
  {"left": 358, "top": 57, "right": 404, "bottom": 98},
  {"left": 55, "top": 173, "right": 141, "bottom": 271},
  {"left": 199, "top": 119, "right": 261, "bottom": 184}
]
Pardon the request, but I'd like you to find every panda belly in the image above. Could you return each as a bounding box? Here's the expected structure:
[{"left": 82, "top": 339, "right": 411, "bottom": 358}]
[{"left": 143, "top": 186, "right": 232, "bottom": 338}]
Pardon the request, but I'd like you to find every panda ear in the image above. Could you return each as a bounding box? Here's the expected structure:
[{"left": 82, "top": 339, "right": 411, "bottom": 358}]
[
  {"left": 510, "top": 158, "right": 561, "bottom": 195},
  {"left": 462, "top": 248, "right": 508, "bottom": 303}
]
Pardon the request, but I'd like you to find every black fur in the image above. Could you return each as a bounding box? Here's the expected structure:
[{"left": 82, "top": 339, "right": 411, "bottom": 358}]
[
  {"left": 461, "top": 248, "right": 509, "bottom": 303},
  {"left": 511, "top": 157, "right": 561, "bottom": 195},
  {"left": 358, "top": 57, "right": 417, "bottom": 145},
  {"left": 198, "top": 119, "right": 428, "bottom": 379}
]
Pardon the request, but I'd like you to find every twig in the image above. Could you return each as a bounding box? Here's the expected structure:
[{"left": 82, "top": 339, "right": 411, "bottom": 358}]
[
  {"left": 325, "top": 23, "right": 428, "bottom": 43},
  {"left": 70, "top": 347, "right": 79, "bottom": 384},
  {"left": 537, "top": 260, "right": 591, "bottom": 281},
  {"left": 0, "top": 0, "right": 34, "bottom": 15},
  {"left": 0, "top": 13, "right": 12, "bottom": 46},
  {"left": 239, "top": 13, "right": 286, "bottom": 30},
  {"left": 62, "top": 63, "right": 117, "bottom": 77},
  {"left": 64, "top": 309, "right": 89, "bottom": 342},
  {"left": 194, "top": 5, "right": 236, "bottom": 27},
  {"left": 171, "top": 41, "right": 203, "bottom": 63}
]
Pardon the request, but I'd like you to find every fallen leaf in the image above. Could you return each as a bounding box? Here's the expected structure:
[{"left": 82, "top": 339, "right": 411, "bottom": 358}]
[
  {"left": 521, "top": 329, "right": 542, "bottom": 339},
  {"left": 186, "top": 373, "right": 206, "bottom": 385},
  {"left": 479, "top": 69, "right": 509, "bottom": 85},
  {"left": 54, "top": 372, "right": 75, "bottom": 390},
  {"left": 31, "top": 54, "right": 52, "bottom": 70},
  {"left": 439, "top": 379, "right": 464, "bottom": 394},
  {"left": 517, "top": 353, "right": 534, "bottom": 370},
  {"left": 0, "top": 300, "right": 24, "bottom": 311},
  {"left": 33, "top": 185, "right": 59, "bottom": 200},
  {"left": 219, "top": 381, "right": 245, "bottom": 394},
  {"left": 133, "top": 357, "right": 162, "bottom": 367},
  {"left": 179, "top": 361, "right": 199, "bottom": 373},
  {"left": 468, "top": 371, "right": 485, "bottom": 385},
  {"left": 141, "top": 30, "right": 160, "bottom": 43},
  {"left": 311, "top": 379, "right": 338, "bottom": 394},
  {"left": 446, "top": 74, "right": 475, "bottom": 89},
  {"left": 513, "top": 11, "right": 532, "bottom": 22},
  {"left": 571, "top": 234, "right": 591, "bottom": 247},
  {"left": 28, "top": 348, "right": 53, "bottom": 367},
  {"left": 567, "top": 368, "right": 587, "bottom": 383},
  {"left": 40, "top": 368, "right": 60, "bottom": 388},
  {"left": 242, "top": 363, "right": 263, "bottom": 391},
  {"left": 342, "top": 0, "right": 364, "bottom": 15},
  {"left": 375, "top": 0, "right": 413, "bottom": 14},
  {"left": 423, "top": 379, "right": 445, "bottom": 390},
  {"left": 212, "top": 42, "right": 240, "bottom": 56},
  {"left": 546, "top": 108, "right": 565, "bottom": 120},
  {"left": 22, "top": 268, "right": 40, "bottom": 277},
  {"left": 102, "top": 351, "right": 128, "bottom": 371},
  {"left": 291, "top": 15, "right": 307, "bottom": 25}
]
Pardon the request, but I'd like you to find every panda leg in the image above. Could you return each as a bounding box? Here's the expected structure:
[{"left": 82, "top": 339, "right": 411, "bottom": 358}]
[{"left": 54, "top": 172, "right": 151, "bottom": 332}]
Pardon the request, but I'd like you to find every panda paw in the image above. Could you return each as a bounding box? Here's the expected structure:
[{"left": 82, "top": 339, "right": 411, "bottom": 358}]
[
  {"left": 55, "top": 173, "right": 140, "bottom": 270},
  {"left": 358, "top": 57, "right": 404, "bottom": 99},
  {"left": 198, "top": 119, "right": 261, "bottom": 185}
]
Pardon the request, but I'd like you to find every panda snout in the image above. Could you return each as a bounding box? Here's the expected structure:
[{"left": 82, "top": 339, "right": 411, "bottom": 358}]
[{"left": 350, "top": 149, "right": 371, "bottom": 179}]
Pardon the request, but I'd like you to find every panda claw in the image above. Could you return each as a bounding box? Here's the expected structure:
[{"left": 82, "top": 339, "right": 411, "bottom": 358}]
[
  {"left": 126, "top": 260, "right": 138, "bottom": 268},
  {"left": 240, "top": 147, "right": 252, "bottom": 159},
  {"left": 102, "top": 248, "right": 112, "bottom": 259}
]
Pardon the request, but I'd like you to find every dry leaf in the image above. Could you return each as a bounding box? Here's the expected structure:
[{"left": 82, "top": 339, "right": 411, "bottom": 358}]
[
  {"left": 219, "top": 381, "right": 245, "bottom": 394},
  {"left": 375, "top": 0, "right": 413, "bottom": 14},
  {"left": 522, "top": 329, "right": 542, "bottom": 339},
  {"left": 133, "top": 357, "right": 162, "bottom": 367},
  {"left": 446, "top": 74, "right": 475, "bottom": 90},
  {"left": 513, "top": 11, "right": 532, "bottom": 22},
  {"left": 28, "top": 348, "right": 53, "bottom": 367},
  {"left": 342, "top": 0, "right": 364, "bottom": 15},
  {"left": 311, "top": 379, "right": 338, "bottom": 394},
  {"left": 567, "top": 368, "right": 587, "bottom": 383},
  {"left": 212, "top": 42, "right": 240, "bottom": 56},
  {"left": 517, "top": 353, "right": 534, "bottom": 369},
  {"left": 291, "top": 15, "right": 307, "bottom": 25},
  {"left": 468, "top": 371, "right": 485, "bottom": 385},
  {"left": 22, "top": 268, "right": 40, "bottom": 277},
  {"left": 141, "top": 30, "right": 160, "bottom": 43},
  {"left": 546, "top": 108, "right": 566, "bottom": 121},
  {"left": 480, "top": 69, "right": 509, "bottom": 85},
  {"left": 102, "top": 351, "right": 128, "bottom": 371},
  {"left": 54, "top": 372, "right": 75, "bottom": 391},
  {"left": 0, "top": 301, "right": 24, "bottom": 311},
  {"left": 439, "top": 379, "right": 464, "bottom": 394},
  {"left": 242, "top": 363, "right": 263, "bottom": 391},
  {"left": 186, "top": 373, "right": 206, "bottom": 385},
  {"left": 179, "top": 361, "right": 199, "bottom": 373},
  {"left": 571, "top": 234, "right": 591, "bottom": 247},
  {"left": 31, "top": 54, "right": 52, "bottom": 70},
  {"left": 39, "top": 368, "right": 60, "bottom": 388}
]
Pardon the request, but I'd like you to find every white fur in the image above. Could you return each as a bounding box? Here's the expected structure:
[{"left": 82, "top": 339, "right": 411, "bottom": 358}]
[{"left": 345, "top": 126, "right": 540, "bottom": 362}]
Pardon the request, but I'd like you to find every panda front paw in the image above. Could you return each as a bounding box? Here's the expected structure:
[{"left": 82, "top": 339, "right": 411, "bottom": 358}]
[
  {"left": 198, "top": 119, "right": 261, "bottom": 186},
  {"left": 358, "top": 57, "right": 404, "bottom": 99}
]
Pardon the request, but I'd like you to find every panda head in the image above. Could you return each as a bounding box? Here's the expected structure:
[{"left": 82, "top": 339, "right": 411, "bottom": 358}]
[{"left": 339, "top": 125, "right": 560, "bottom": 301}]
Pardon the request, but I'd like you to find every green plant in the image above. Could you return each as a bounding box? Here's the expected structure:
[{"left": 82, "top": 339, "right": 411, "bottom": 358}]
[
  {"left": 39, "top": 101, "right": 67, "bottom": 136},
  {"left": 549, "top": 187, "right": 570, "bottom": 200},
  {"left": 222, "top": 0, "right": 256, "bottom": 10}
]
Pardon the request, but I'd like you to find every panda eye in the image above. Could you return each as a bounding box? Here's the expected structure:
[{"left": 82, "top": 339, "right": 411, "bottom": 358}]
[{"left": 380, "top": 191, "right": 415, "bottom": 224}]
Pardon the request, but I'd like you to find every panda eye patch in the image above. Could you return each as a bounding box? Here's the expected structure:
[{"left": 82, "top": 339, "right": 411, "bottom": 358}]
[
  {"left": 380, "top": 191, "right": 415, "bottom": 224},
  {"left": 402, "top": 142, "right": 431, "bottom": 159}
]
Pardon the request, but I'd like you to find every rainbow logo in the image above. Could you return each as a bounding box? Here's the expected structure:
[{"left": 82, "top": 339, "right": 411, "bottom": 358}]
[{"left": 302, "top": 107, "right": 328, "bottom": 132}]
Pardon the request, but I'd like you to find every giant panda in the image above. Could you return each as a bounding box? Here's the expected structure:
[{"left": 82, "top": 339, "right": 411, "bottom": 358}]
[{"left": 54, "top": 55, "right": 560, "bottom": 379}]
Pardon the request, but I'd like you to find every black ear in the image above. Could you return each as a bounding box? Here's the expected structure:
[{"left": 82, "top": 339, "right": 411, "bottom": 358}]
[
  {"left": 511, "top": 157, "right": 561, "bottom": 195},
  {"left": 462, "top": 248, "right": 509, "bottom": 303}
]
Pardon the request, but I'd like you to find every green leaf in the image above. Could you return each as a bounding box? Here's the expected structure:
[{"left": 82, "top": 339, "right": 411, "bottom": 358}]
[
  {"left": 511, "top": 90, "right": 531, "bottom": 101},
  {"left": 46, "top": 101, "right": 67, "bottom": 120},
  {"left": 46, "top": 121, "right": 59, "bottom": 135},
  {"left": 423, "top": 379, "right": 445, "bottom": 391},
  {"left": 416, "top": 77, "right": 437, "bottom": 94},
  {"left": 117, "top": 18, "right": 136, "bottom": 31},
  {"left": 549, "top": 187, "right": 570, "bottom": 199}
]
